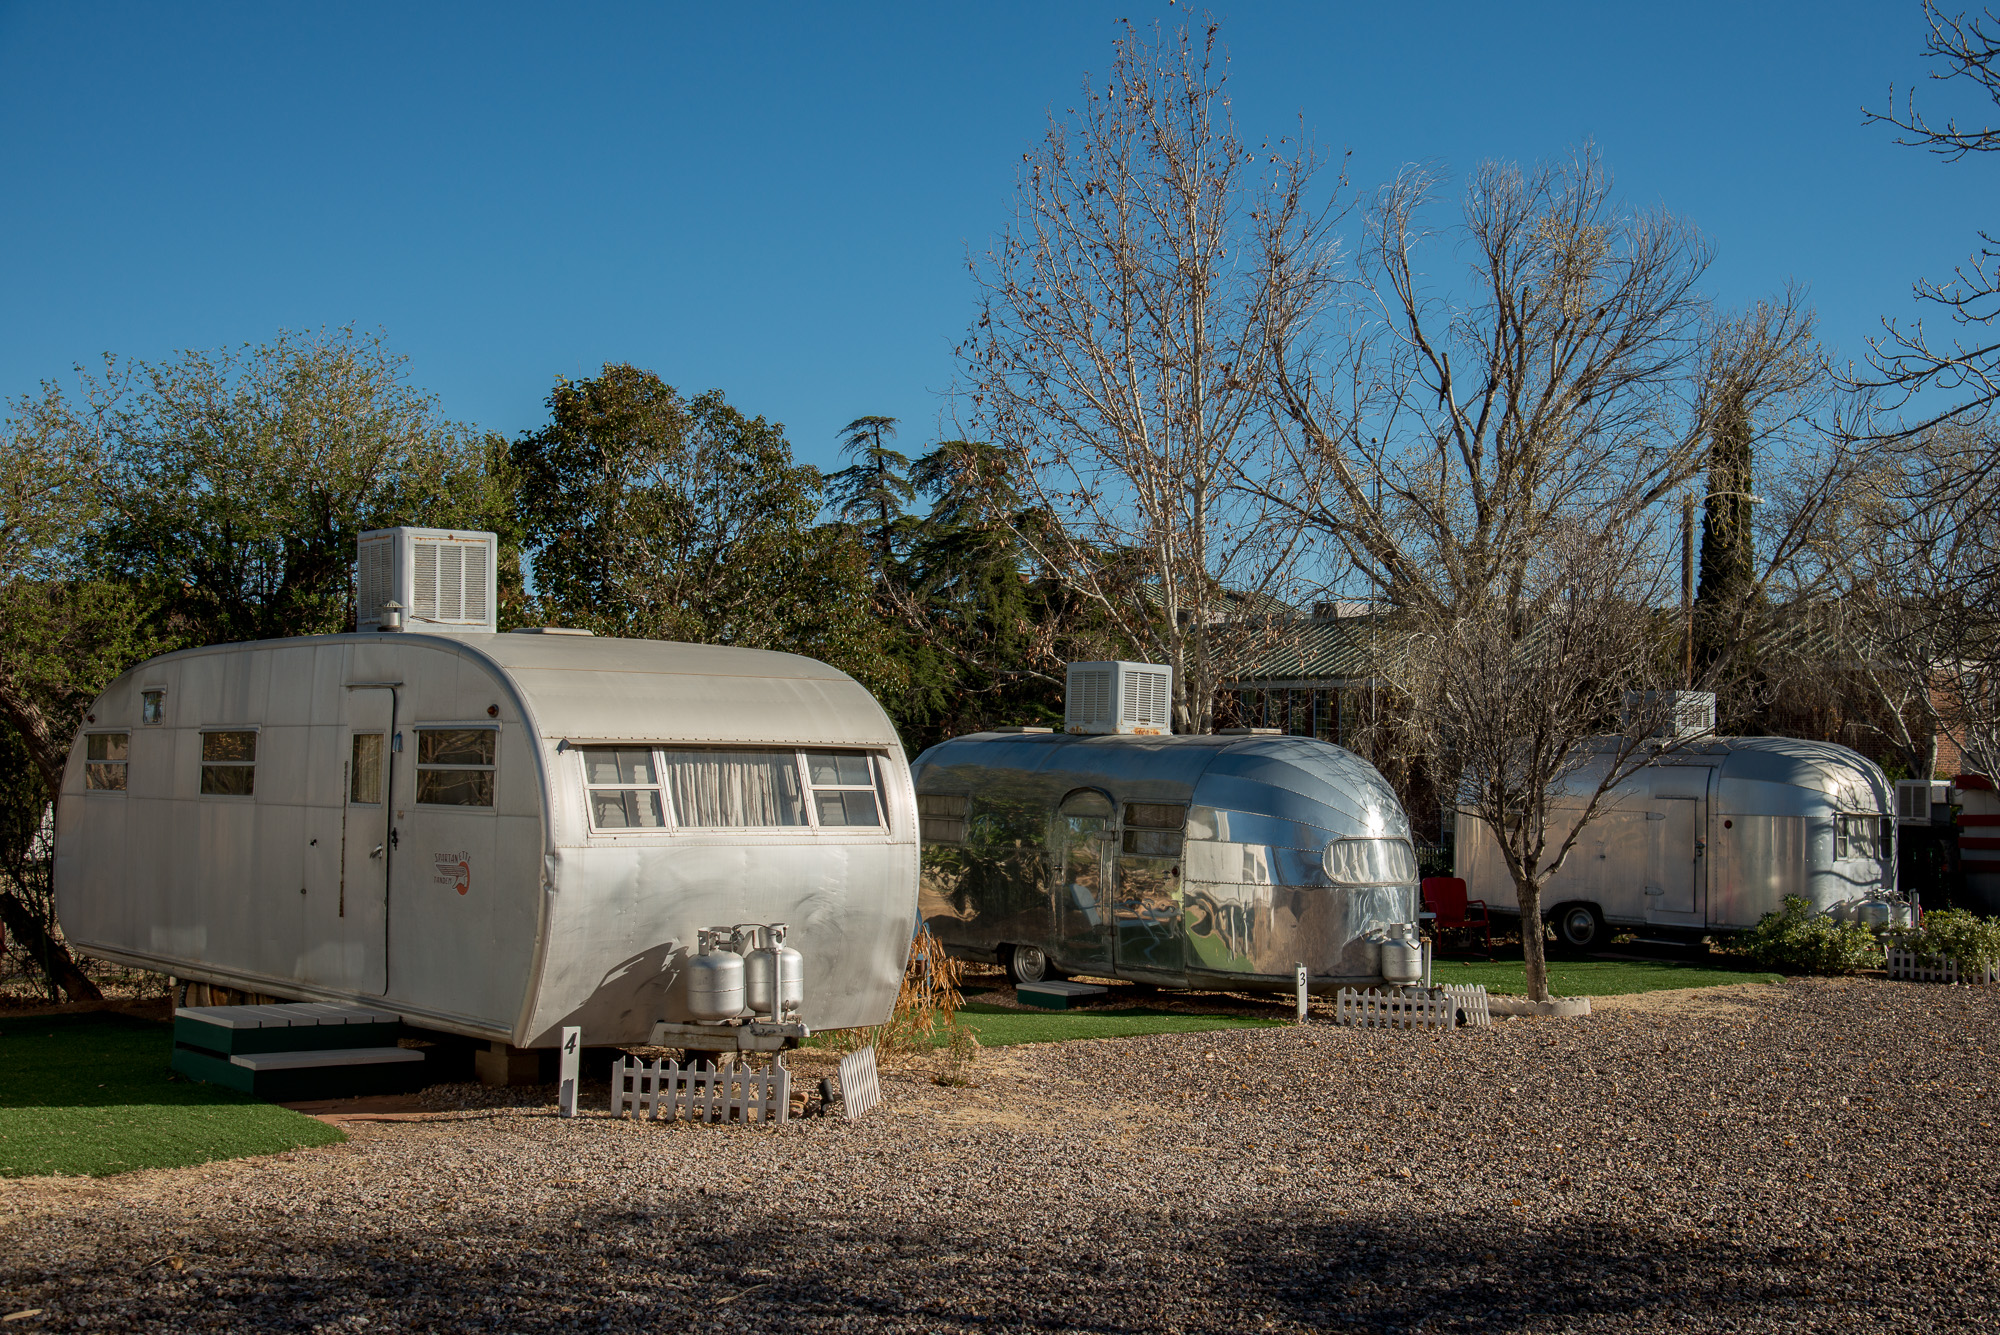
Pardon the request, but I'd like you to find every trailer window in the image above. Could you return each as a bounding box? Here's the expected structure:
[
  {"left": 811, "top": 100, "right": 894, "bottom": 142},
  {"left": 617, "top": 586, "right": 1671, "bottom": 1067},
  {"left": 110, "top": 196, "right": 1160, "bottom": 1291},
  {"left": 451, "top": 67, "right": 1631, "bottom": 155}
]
[
  {"left": 350, "top": 733, "right": 384, "bottom": 804},
  {"left": 581, "top": 747, "right": 666, "bottom": 829},
  {"left": 661, "top": 748, "right": 805, "bottom": 827},
  {"left": 1122, "top": 802, "right": 1186, "bottom": 857},
  {"left": 805, "top": 751, "right": 881, "bottom": 827},
  {"left": 416, "top": 728, "right": 495, "bottom": 807},
  {"left": 140, "top": 690, "right": 165, "bottom": 726},
  {"left": 919, "top": 793, "right": 968, "bottom": 844},
  {"left": 1323, "top": 837, "right": 1416, "bottom": 886},
  {"left": 1835, "top": 814, "right": 1881, "bottom": 860},
  {"left": 199, "top": 731, "right": 256, "bottom": 796},
  {"left": 85, "top": 733, "right": 128, "bottom": 791}
]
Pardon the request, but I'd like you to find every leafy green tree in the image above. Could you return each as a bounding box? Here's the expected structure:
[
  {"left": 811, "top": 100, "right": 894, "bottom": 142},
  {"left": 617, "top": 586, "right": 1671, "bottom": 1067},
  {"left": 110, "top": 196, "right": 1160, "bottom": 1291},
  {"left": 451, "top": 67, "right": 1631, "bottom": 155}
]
[
  {"left": 0, "top": 382, "right": 167, "bottom": 1000},
  {"left": 82, "top": 326, "right": 519, "bottom": 646},
  {"left": 511, "top": 365, "right": 893, "bottom": 687}
]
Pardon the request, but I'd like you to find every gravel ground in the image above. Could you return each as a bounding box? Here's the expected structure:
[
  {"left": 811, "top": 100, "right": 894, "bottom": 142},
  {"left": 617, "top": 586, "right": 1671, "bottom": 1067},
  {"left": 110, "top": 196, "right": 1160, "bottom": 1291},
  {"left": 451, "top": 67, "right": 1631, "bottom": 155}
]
[{"left": 3, "top": 976, "right": 1997, "bottom": 1333}]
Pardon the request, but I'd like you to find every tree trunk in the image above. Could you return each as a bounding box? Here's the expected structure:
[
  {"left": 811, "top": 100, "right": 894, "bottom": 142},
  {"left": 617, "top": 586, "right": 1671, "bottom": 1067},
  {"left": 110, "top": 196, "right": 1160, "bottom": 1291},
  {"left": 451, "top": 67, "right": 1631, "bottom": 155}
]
[
  {"left": 0, "top": 888, "right": 102, "bottom": 1003},
  {"left": 1515, "top": 876, "right": 1550, "bottom": 1002}
]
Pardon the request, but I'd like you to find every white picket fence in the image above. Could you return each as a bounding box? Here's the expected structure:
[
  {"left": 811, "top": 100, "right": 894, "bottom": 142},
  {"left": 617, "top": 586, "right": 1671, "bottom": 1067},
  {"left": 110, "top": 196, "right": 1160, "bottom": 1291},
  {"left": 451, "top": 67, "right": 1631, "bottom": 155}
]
[
  {"left": 1441, "top": 984, "right": 1493, "bottom": 1028},
  {"left": 837, "top": 1046, "right": 882, "bottom": 1120},
  {"left": 1886, "top": 948, "right": 2000, "bottom": 986},
  {"left": 1336, "top": 987, "right": 1455, "bottom": 1031},
  {"left": 611, "top": 1057, "right": 791, "bottom": 1124},
  {"left": 1334, "top": 984, "right": 1491, "bottom": 1031}
]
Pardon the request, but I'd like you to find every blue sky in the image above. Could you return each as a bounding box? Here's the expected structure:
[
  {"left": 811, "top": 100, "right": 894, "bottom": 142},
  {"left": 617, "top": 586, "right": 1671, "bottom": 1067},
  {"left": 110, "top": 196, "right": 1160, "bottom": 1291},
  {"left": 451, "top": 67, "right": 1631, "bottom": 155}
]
[{"left": 0, "top": 2, "right": 1988, "bottom": 474}]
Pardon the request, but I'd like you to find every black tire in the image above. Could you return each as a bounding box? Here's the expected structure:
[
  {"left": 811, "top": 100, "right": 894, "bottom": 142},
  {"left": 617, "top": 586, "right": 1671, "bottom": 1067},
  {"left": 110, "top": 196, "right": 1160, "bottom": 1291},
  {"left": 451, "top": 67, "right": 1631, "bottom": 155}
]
[
  {"left": 1003, "top": 943, "right": 1057, "bottom": 986},
  {"left": 1548, "top": 902, "right": 1608, "bottom": 954}
]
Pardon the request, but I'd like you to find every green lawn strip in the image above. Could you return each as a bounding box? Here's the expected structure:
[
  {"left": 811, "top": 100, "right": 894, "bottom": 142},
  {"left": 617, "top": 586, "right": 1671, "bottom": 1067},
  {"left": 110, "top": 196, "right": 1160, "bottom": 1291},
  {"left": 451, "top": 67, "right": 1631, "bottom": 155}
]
[
  {"left": 1428, "top": 958, "right": 1782, "bottom": 997},
  {"left": 951, "top": 1001, "right": 1286, "bottom": 1047},
  {"left": 0, "top": 1013, "right": 345, "bottom": 1178}
]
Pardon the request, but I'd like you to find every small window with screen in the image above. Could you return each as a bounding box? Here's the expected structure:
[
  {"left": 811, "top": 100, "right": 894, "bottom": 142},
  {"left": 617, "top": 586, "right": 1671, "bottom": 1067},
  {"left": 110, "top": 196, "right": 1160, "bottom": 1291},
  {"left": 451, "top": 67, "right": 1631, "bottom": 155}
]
[
  {"left": 200, "top": 731, "right": 256, "bottom": 796},
  {"left": 86, "top": 733, "right": 129, "bottom": 791},
  {"left": 350, "top": 733, "right": 384, "bottom": 804},
  {"left": 804, "top": 751, "right": 881, "bottom": 828},
  {"left": 582, "top": 747, "right": 666, "bottom": 829},
  {"left": 416, "top": 728, "right": 496, "bottom": 807},
  {"left": 919, "top": 793, "right": 968, "bottom": 843},
  {"left": 140, "top": 690, "right": 165, "bottom": 726},
  {"left": 1122, "top": 802, "right": 1186, "bottom": 857}
]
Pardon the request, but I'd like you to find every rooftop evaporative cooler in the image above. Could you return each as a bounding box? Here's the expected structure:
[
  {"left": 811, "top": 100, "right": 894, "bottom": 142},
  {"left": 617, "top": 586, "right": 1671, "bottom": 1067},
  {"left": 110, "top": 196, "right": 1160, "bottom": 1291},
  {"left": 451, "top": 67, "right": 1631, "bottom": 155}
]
[
  {"left": 1064, "top": 661, "right": 1173, "bottom": 735},
  {"left": 355, "top": 527, "right": 498, "bottom": 635}
]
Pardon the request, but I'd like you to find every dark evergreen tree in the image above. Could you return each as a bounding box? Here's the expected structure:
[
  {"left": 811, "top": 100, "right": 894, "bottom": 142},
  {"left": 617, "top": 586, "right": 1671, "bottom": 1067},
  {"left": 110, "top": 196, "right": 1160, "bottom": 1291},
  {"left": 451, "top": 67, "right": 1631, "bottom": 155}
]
[{"left": 1695, "top": 389, "right": 1758, "bottom": 677}]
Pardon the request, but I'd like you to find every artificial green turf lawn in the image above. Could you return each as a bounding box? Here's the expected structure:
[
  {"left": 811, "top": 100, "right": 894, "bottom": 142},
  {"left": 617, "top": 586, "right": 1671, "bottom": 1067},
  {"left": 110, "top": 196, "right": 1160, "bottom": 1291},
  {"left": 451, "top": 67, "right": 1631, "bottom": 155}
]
[
  {"left": 950, "top": 1001, "right": 1285, "bottom": 1047},
  {"left": 0, "top": 1012, "right": 345, "bottom": 1178},
  {"left": 1428, "top": 957, "right": 1782, "bottom": 997}
]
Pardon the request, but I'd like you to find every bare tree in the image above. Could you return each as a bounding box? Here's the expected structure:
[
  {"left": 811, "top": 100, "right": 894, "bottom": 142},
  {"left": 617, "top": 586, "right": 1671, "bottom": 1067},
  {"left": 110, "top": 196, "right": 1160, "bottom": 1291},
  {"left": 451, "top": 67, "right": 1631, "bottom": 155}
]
[
  {"left": 1765, "top": 421, "right": 2000, "bottom": 776},
  {"left": 960, "top": 19, "right": 1339, "bottom": 732},
  {"left": 1245, "top": 149, "right": 1834, "bottom": 997},
  {"left": 1396, "top": 521, "right": 1684, "bottom": 1000},
  {"left": 1864, "top": 2, "right": 2000, "bottom": 430}
]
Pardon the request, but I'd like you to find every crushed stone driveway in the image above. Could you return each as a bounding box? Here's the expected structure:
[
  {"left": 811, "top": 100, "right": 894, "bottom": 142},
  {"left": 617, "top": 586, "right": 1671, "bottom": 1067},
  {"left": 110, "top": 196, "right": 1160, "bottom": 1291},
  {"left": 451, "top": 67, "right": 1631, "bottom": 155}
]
[{"left": 3, "top": 976, "right": 1997, "bottom": 1333}]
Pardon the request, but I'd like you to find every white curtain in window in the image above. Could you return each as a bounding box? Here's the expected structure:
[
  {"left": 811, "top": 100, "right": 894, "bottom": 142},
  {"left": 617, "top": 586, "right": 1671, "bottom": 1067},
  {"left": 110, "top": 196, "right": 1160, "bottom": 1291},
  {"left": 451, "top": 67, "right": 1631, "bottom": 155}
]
[{"left": 662, "top": 749, "right": 805, "bottom": 827}]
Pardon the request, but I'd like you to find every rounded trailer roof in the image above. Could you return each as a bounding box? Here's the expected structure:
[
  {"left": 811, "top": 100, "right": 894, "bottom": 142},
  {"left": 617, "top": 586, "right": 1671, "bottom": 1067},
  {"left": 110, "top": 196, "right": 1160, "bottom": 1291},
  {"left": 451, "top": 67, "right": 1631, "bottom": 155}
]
[
  {"left": 914, "top": 731, "right": 1409, "bottom": 836},
  {"left": 133, "top": 632, "right": 901, "bottom": 749},
  {"left": 462, "top": 633, "right": 899, "bottom": 747}
]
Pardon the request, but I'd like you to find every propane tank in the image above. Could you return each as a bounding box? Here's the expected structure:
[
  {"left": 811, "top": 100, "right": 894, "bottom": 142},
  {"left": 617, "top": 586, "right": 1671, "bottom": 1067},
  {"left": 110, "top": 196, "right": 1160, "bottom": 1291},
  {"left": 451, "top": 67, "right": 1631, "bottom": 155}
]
[
  {"left": 687, "top": 934, "right": 746, "bottom": 1021},
  {"left": 1381, "top": 937, "right": 1424, "bottom": 987},
  {"left": 1853, "top": 899, "right": 1893, "bottom": 931},
  {"left": 744, "top": 924, "right": 805, "bottom": 1017}
]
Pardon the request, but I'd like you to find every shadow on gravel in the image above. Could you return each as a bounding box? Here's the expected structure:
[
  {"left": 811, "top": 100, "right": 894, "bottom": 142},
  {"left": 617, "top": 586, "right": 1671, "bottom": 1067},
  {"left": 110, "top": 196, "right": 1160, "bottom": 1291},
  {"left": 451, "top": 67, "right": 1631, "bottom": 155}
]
[{"left": 18, "top": 1196, "right": 1958, "bottom": 1333}]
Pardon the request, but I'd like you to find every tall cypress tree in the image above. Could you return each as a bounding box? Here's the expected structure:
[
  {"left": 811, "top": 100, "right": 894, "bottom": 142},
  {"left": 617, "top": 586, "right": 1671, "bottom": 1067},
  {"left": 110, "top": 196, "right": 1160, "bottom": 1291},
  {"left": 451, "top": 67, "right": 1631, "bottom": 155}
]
[{"left": 1695, "top": 389, "right": 1757, "bottom": 676}]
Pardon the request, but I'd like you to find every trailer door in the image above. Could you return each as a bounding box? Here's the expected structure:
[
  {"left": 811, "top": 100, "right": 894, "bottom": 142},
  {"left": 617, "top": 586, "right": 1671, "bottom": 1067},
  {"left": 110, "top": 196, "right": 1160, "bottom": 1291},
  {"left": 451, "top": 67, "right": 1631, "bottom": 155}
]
[
  {"left": 1054, "top": 789, "right": 1113, "bottom": 972},
  {"left": 331, "top": 684, "right": 396, "bottom": 994},
  {"left": 1645, "top": 797, "right": 1704, "bottom": 922},
  {"left": 1114, "top": 802, "right": 1185, "bottom": 977}
]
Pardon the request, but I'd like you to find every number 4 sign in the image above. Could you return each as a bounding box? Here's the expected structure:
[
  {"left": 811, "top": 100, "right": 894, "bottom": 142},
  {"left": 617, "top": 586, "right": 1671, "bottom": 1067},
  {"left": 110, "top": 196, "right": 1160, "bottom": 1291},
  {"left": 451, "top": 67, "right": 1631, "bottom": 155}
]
[{"left": 559, "top": 1026, "right": 580, "bottom": 1118}]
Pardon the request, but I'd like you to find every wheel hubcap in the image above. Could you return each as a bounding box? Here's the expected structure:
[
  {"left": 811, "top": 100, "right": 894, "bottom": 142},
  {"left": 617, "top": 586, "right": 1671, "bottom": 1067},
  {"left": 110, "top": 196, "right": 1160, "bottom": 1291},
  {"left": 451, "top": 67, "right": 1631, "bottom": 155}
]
[
  {"left": 1562, "top": 909, "right": 1595, "bottom": 945},
  {"left": 1013, "top": 945, "right": 1048, "bottom": 982}
]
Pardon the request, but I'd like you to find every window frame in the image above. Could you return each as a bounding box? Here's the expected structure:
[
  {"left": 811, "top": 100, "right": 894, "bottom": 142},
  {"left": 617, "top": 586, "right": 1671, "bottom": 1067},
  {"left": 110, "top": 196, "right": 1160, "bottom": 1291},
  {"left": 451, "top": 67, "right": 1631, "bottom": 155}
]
[
  {"left": 577, "top": 743, "right": 889, "bottom": 836},
  {"left": 413, "top": 723, "right": 500, "bottom": 809},
  {"left": 139, "top": 689, "right": 167, "bottom": 727},
  {"left": 198, "top": 728, "right": 259, "bottom": 799},
  {"left": 84, "top": 730, "right": 130, "bottom": 793}
]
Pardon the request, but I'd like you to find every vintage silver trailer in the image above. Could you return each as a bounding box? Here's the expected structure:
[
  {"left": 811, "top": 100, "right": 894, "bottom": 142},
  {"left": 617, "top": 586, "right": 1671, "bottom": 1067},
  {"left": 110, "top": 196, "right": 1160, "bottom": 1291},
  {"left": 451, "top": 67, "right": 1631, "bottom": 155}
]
[
  {"left": 910, "top": 730, "right": 1423, "bottom": 990},
  {"left": 53, "top": 626, "right": 919, "bottom": 1049},
  {"left": 1455, "top": 736, "right": 1897, "bottom": 949}
]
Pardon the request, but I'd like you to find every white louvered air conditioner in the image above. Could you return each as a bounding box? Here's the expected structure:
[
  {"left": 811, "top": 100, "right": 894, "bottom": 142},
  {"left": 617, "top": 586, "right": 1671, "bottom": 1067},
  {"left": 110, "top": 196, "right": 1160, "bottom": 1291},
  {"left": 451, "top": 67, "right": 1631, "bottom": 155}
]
[
  {"left": 355, "top": 528, "right": 498, "bottom": 635},
  {"left": 1064, "top": 661, "right": 1173, "bottom": 735},
  {"left": 1896, "top": 779, "right": 1951, "bottom": 825}
]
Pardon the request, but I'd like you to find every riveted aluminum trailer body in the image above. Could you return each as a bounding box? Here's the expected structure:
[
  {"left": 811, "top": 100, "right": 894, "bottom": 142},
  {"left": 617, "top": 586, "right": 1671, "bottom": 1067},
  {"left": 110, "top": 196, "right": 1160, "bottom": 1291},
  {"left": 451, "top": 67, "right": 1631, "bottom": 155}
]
[
  {"left": 910, "top": 732, "right": 1420, "bottom": 990},
  {"left": 53, "top": 633, "right": 919, "bottom": 1047},
  {"left": 1455, "top": 737, "right": 1896, "bottom": 932}
]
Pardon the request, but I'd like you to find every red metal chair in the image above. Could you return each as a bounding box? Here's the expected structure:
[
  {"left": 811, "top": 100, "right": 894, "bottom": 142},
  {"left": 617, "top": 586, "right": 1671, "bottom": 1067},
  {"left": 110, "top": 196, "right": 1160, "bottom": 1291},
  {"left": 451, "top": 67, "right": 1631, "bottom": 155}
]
[{"left": 1421, "top": 876, "right": 1492, "bottom": 956}]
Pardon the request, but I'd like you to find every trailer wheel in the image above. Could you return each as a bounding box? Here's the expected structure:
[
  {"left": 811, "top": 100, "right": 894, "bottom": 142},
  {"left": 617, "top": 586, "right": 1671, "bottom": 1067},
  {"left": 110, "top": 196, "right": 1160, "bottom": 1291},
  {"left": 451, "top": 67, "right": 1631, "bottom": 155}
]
[
  {"left": 1003, "top": 944, "right": 1054, "bottom": 986},
  {"left": 1549, "top": 903, "right": 1607, "bottom": 954}
]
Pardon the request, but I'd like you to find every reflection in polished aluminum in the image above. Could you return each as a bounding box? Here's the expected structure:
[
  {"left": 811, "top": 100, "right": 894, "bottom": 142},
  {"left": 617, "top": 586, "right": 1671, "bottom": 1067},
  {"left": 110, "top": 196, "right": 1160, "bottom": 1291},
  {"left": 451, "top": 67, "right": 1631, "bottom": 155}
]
[{"left": 911, "top": 732, "right": 1421, "bottom": 991}]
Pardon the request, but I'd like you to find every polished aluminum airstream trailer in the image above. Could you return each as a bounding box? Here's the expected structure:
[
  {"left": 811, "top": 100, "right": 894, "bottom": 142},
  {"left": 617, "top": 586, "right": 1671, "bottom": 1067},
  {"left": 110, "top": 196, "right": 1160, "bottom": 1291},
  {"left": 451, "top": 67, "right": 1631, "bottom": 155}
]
[
  {"left": 53, "top": 630, "right": 919, "bottom": 1049},
  {"left": 911, "top": 730, "right": 1423, "bottom": 990},
  {"left": 1455, "top": 736, "right": 1897, "bottom": 949}
]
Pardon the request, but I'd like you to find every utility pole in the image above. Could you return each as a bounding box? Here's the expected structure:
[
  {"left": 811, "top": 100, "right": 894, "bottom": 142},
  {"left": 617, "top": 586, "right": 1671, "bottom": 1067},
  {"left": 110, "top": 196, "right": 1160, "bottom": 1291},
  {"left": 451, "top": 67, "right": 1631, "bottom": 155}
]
[{"left": 1681, "top": 492, "right": 1695, "bottom": 688}]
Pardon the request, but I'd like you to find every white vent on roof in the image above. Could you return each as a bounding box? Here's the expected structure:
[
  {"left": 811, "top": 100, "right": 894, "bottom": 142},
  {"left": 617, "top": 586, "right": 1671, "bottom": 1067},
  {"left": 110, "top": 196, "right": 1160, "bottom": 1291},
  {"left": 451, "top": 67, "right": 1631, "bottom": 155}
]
[
  {"left": 356, "top": 528, "right": 498, "bottom": 635},
  {"left": 1065, "top": 661, "right": 1173, "bottom": 735}
]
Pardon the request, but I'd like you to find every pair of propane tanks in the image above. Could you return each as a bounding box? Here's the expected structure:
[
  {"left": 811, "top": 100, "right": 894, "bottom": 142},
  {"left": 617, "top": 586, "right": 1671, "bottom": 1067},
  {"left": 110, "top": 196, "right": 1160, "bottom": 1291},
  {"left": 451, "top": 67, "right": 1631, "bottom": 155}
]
[{"left": 686, "top": 923, "right": 804, "bottom": 1022}]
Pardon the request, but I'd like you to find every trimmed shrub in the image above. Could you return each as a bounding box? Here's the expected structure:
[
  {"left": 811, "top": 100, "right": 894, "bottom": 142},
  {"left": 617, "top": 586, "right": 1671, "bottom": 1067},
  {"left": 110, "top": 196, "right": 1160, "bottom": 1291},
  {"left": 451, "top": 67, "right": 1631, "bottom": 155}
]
[
  {"left": 1902, "top": 909, "right": 2000, "bottom": 972},
  {"left": 1744, "top": 896, "right": 1881, "bottom": 975}
]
